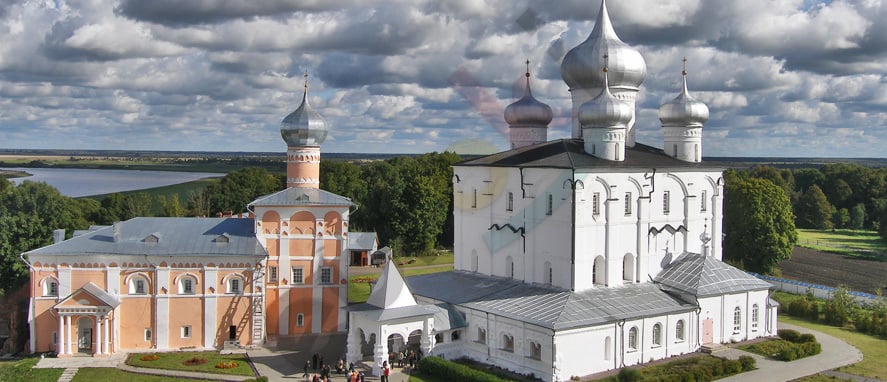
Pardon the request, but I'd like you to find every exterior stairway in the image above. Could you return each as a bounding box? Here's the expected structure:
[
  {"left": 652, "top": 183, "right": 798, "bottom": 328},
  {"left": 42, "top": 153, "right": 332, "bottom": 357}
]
[
  {"left": 251, "top": 267, "right": 265, "bottom": 345},
  {"left": 700, "top": 343, "right": 726, "bottom": 354}
]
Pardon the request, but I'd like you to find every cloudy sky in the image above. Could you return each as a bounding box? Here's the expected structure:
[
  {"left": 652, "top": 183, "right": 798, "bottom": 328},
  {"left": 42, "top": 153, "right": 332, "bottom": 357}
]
[{"left": 0, "top": 0, "right": 885, "bottom": 157}]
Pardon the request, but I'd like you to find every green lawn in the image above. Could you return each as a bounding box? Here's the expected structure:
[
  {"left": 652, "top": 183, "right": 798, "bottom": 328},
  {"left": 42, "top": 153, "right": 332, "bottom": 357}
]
[
  {"left": 127, "top": 351, "right": 254, "bottom": 376},
  {"left": 796, "top": 229, "right": 887, "bottom": 259},
  {"left": 780, "top": 316, "right": 887, "bottom": 380},
  {"left": 72, "top": 368, "right": 216, "bottom": 382},
  {"left": 349, "top": 265, "right": 454, "bottom": 303},
  {"left": 0, "top": 357, "right": 63, "bottom": 382},
  {"left": 395, "top": 253, "right": 454, "bottom": 267}
]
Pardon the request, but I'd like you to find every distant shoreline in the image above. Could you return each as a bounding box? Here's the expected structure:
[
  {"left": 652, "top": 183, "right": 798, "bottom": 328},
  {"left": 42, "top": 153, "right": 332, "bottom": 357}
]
[{"left": 0, "top": 169, "right": 31, "bottom": 179}]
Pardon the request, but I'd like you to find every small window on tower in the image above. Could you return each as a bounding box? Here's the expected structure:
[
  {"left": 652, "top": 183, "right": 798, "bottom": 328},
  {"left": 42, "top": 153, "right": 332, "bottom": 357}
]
[
  {"left": 268, "top": 266, "right": 278, "bottom": 283},
  {"left": 624, "top": 192, "right": 632, "bottom": 215},
  {"left": 592, "top": 193, "right": 600, "bottom": 215},
  {"left": 546, "top": 194, "right": 553, "bottom": 215},
  {"left": 472, "top": 189, "right": 477, "bottom": 208},
  {"left": 663, "top": 191, "right": 671, "bottom": 215},
  {"left": 701, "top": 190, "right": 708, "bottom": 212},
  {"left": 506, "top": 192, "right": 514, "bottom": 212}
]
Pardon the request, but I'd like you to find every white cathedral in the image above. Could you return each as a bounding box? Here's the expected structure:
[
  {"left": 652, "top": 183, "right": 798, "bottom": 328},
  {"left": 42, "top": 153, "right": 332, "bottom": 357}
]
[{"left": 345, "top": 1, "right": 776, "bottom": 381}]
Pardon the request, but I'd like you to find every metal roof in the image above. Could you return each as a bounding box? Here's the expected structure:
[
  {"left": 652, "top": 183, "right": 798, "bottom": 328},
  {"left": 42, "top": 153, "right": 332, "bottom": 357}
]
[
  {"left": 26, "top": 217, "right": 266, "bottom": 258},
  {"left": 654, "top": 252, "right": 773, "bottom": 297},
  {"left": 406, "top": 271, "right": 695, "bottom": 331},
  {"left": 349, "top": 303, "right": 438, "bottom": 322},
  {"left": 348, "top": 232, "right": 378, "bottom": 251},
  {"left": 457, "top": 139, "right": 723, "bottom": 170},
  {"left": 249, "top": 187, "right": 353, "bottom": 207},
  {"left": 54, "top": 282, "right": 120, "bottom": 309}
]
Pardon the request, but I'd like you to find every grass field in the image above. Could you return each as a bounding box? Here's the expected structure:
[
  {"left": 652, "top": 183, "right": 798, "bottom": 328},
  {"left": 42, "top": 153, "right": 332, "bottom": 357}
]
[
  {"left": 83, "top": 178, "right": 218, "bottom": 215},
  {"left": 796, "top": 229, "right": 887, "bottom": 259},
  {"left": 0, "top": 357, "right": 63, "bottom": 382},
  {"left": 780, "top": 316, "right": 887, "bottom": 380},
  {"left": 126, "top": 351, "right": 254, "bottom": 376},
  {"left": 349, "top": 265, "right": 454, "bottom": 303}
]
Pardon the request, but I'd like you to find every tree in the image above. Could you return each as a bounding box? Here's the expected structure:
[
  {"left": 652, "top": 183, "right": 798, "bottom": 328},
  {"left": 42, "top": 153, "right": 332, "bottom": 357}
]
[
  {"left": 793, "top": 168, "right": 825, "bottom": 195},
  {"left": 724, "top": 174, "right": 797, "bottom": 274},
  {"left": 98, "top": 192, "right": 152, "bottom": 224},
  {"left": 794, "top": 185, "right": 833, "bottom": 229},
  {"left": 189, "top": 167, "right": 282, "bottom": 216},
  {"left": 832, "top": 208, "right": 850, "bottom": 229},
  {"left": 157, "top": 195, "right": 185, "bottom": 217},
  {"left": 849, "top": 203, "right": 866, "bottom": 230}
]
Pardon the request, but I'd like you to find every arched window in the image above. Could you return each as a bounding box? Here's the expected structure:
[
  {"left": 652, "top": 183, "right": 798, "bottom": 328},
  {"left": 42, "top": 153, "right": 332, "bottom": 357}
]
[
  {"left": 628, "top": 327, "right": 638, "bottom": 351},
  {"left": 733, "top": 307, "right": 742, "bottom": 333},
  {"left": 477, "top": 327, "right": 486, "bottom": 344},
  {"left": 451, "top": 330, "right": 461, "bottom": 341},
  {"left": 297, "top": 313, "right": 304, "bottom": 327},
  {"left": 127, "top": 274, "right": 150, "bottom": 295},
  {"left": 224, "top": 274, "right": 245, "bottom": 294},
  {"left": 752, "top": 304, "right": 759, "bottom": 331},
  {"left": 42, "top": 277, "right": 59, "bottom": 297},
  {"left": 506, "top": 256, "right": 514, "bottom": 278},
  {"left": 529, "top": 341, "right": 542, "bottom": 360},
  {"left": 435, "top": 333, "right": 443, "bottom": 344},
  {"left": 675, "top": 320, "right": 685, "bottom": 342},
  {"left": 652, "top": 323, "right": 662, "bottom": 346},
  {"left": 593, "top": 256, "right": 605, "bottom": 286},
  {"left": 176, "top": 274, "right": 198, "bottom": 294},
  {"left": 502, "top": 334, "right": 514, "bottom": 352},
  {"left": 623, "top": 254, "right": 634, "bottom": 282},
  {"left": 604, "top": 336, "right": 611, "bottom": 360}
]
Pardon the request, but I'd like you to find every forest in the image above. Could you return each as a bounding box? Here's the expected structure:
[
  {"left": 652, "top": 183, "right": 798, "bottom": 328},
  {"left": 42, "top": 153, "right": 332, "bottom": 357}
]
[{"left": 1, "top": 156, "right": 886, "bottom": 297}]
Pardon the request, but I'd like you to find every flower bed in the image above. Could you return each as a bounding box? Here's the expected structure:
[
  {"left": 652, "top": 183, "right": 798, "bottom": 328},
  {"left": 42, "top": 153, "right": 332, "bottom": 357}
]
[{"left": 126, "top": 351, "right": 254, "bottom": 376}]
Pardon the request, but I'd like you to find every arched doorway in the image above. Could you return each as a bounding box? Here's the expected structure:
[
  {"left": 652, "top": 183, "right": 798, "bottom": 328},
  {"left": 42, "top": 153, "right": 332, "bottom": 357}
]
[
  {"left": 407, "top": 330, "right": 422, "bottom": 352},
  {"left": 359, "top": 330, "right": 376, "bottom": 360},
  {"left": 77, "top": 317, "right": 93, "bottom": 353},
  {"left": 387, "top": 333, "right": 405, "bottom": 354}
]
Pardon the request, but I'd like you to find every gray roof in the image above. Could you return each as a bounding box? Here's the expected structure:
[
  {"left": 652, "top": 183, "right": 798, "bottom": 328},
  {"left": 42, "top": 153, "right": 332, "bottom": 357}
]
[
  {"left": 249, "top": 187, "right": 353, "bottom": 207},
  {"left": 27, "top": 217, "right": 266, "bottom": 258},
  {"left": 654, "top": 252, "right": 773, "bottom": 297},
  {"left": 349, "top": 232, "right": 378, "bottom": 250},
  {"left": 55, "top": 282, "right": 120, "bottom": 308},
  {"left": 431, "top": 303, "right": 468, "bottom": 331},
  {"left": 407, "top": 271, "right": 695, "bottom": 331},
  {"left": 458, "top": 139, "right": 723, "bottom": 170},
  {"left": 349, "top": 303, "right": 439, "bottom": 322}
]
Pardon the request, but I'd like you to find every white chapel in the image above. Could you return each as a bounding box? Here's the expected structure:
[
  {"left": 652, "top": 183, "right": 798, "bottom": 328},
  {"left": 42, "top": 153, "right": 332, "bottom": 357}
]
[{"left": 345, "top": 1, "right": 777, "bottom": 381}]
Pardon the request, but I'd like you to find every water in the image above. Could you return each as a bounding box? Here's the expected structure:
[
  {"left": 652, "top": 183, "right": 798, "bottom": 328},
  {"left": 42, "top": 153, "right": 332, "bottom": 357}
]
[{"left": 2, "top": 167, "right": 223, "bottom": 197}]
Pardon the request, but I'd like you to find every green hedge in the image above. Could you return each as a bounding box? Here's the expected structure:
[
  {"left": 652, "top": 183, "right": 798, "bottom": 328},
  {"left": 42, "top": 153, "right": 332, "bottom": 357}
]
[
  {"left": 417, "top": 356, "right": 510, "bottom": 382},
  {"left": 742, "top": 332, "right": 822, "bottom": 362},
  {"left": 600, "top": 356, "right": 753, "bottom": 382}
]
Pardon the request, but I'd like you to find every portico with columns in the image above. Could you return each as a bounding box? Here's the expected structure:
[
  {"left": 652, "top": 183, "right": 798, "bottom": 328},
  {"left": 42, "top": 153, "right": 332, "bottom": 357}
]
[{"left": 52, "top": 282, "right": 118, "bottom": 357}]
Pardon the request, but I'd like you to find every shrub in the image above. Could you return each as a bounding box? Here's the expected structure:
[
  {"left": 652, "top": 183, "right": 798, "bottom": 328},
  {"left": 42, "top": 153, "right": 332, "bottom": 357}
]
[
  {"left": 183, "top": 356, "right": 208, "bottom": 366},
  {"left": 777, "top": 329, "right": 801, "bottom": 342},
  {"left": 215, "top": 361, "right": 238, "bottom": 369},
  {"left": 418, "top": 356, "right": 507, "bottom": 382},
  {"left": 824, "top": 286, "right": 856, "bottom": 326},
  {"left": 738, "top": 355, "right": 756, "bottom": 371},
  {"left": 617, "top": 368, "right": 641, "bottom": 382},
  {"left": 139, "top": 354, "right": 160, "bottom": 361},
  {"left": 798, "top": 333, "right": 816, "bottom": 343},
  {"left": 723, "top": 359, "right": 743, "bottom": 375}
]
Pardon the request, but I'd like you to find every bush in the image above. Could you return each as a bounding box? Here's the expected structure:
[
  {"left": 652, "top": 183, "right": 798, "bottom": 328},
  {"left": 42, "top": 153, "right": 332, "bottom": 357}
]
[
  {"left": 798, "top": 333, "right": 816, "bottom": 343},
  {"left": 723, "top": 359, "right": 743, "bottom": 374},
  {"left": 738, "top": 355, "right": 756, "bottom": 371},
  {"left": 139, "top": 354, "right": 160, "bottom": 361},
  {"left": 778, "top": 329, "right": 801, "bottom": 342},
  {"left": 617, "top": 368, "right": 641, "bottom": 382},
  {"left": 183, "top": 356, "right": 208, "bottom": 366},
  {"left": 418, "top": 356, "right": 508, "bottom": 382}
]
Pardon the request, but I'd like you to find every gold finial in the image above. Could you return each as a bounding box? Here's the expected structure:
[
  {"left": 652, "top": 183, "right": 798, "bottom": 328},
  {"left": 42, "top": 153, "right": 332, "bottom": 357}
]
[
  {"left": 603, "top": 54, "right": 609, "bottom": 73},
  {"left": 682, "top": 57, "right": 687, "bottom": 76}
]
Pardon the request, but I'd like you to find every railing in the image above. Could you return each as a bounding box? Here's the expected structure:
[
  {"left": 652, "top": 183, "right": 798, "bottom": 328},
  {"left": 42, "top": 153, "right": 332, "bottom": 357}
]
[{"left": 748, "top": 272, "right": 882, "bottom": 305}]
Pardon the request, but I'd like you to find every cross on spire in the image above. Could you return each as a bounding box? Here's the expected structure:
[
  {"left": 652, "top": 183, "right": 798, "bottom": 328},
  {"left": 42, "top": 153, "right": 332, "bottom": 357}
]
[
  {"left": 525, "top": 59, "right": 531, "bottom": 78},
  {"left": 682, "top": 57, "right": 688, "bottom": 76},
  {"left": 603, "top": 54, "right": 609, "bottom": 72}
]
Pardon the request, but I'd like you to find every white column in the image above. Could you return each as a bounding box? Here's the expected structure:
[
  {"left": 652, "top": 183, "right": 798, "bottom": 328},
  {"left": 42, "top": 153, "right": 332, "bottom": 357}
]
[
  {"left": 103, "top": 316, "right": 110, "bottom": 354},
  {"left": 65, "top": 316, "right": 72, "bottom": 355},
  {"left": 57, "top": 314, "right": 65, "bottom": 355},
  {"left": 94, "top": 315, "right": 102, "bottom": 355}
]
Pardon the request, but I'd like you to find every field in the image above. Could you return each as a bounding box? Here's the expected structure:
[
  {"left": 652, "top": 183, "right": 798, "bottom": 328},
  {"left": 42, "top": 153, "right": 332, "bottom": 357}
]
[{"left": 778, "top": 229, "right": 887, "bottom": 295}]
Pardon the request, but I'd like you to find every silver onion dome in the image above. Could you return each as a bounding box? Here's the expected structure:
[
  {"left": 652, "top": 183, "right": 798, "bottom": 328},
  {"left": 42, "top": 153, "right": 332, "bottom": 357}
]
[
  {"left": 579, "top": 67, "right": 633, "bottom": 128},
  {"left": 281, "top": 74, "right": 328, "bottom": 147},
  {"left": 561, "top": 0, "right": 646, "bottom": 92},
  {"left": 505, "top": 66, "right": 553, "bottom": 127},
  {"left": 659, "top": 63, "right": 709, "bottom": 127}
]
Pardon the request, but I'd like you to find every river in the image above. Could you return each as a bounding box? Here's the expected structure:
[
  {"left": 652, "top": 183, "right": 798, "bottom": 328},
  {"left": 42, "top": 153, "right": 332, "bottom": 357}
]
[{"left": 1, "top": 167, "right": 223, "bottom": 197}]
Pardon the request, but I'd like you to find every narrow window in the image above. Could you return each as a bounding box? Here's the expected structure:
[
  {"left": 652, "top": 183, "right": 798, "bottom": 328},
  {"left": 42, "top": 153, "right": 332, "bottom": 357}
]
[
  {"left": 320, "top": 267, "right": 333, "bottom": 284},
  {"left": 695, "top": 144, "right": 700, "bottom": 162},
  {"left": 604, "top": 336, "right": 611, "bottom": 360},
  {"left": 652, "top": 323, "right": 662, "bottom": 346},
  {"left": 472, "top": 189, "right": 477, "bottom": 208},
  {"left": 269, "top": 266, "right": 278, "bottom": 283},
  {"left": 663, "top": 191, "right": 670, "bottom": 214},
  {"left": 546, "top": 194, "right": 553, "bottom": 215},
  {"left": 752, "top": 304, "right": 759, "bottom": 331},
  {"left": 297, "top": 313, "right": 304, "bottom": 327},
  {"left": 506, "top": 256, "right": 514, "bottom": 278},
  {"left": 182, "top": 278, "right": 194, "bottom": 294},
  {"left": 135, "top": 279, "right": 146, "bottom": 294},
  {"left": 701, "top": 190, "right": 708, "bottom": 212},
  {"left": 477, "top": 327, "right": 486, "bottom": 344},
  {"left": 676, "top": 320, "right": 685, "bottom": 341},
  {"left": 733, "top": 307, "right": 742, "bottom": 333},
  {"left": 182, "top": 326, "right": 192, "bottom": 338},
  {"left": 52, "top": 331, "right": 58, "bottom": 345},
  {"left": 293, "top": 267, "right": 304, "bottom": 284},
  {"left": 503, "top": 335, "right": 514, "bottom": 352},
  {"left": 544, "top": 262, "right": 552, "bottom": 284},
  {"left": 673, "top": 144, "right": 678, "bottom": 157},
  {"left": 506, "top": 192, "right": 514, "bottom": 212},
  {"left": 451, "top": 331, "right": 460, "bottom": 341},
  {"left": 435, "top": 333, "right": 443, "bottom": 344},
  {"left": 48, "top": 281, "right": 58, "bottom": 297},
  {"left": 592, "top": 193, "right": 600, "bottom": 215},
  {"left": 628, "top": 327, "right": 638, "bottom": 351},
  {"left": 145, "top": 329, "right": 152, "bottom": 342},
  {"left": 229, "top": 278, "right": 241, "bottom": 294},
  {"left": 530, "top": 341, "right": 541, "bottom": 360},
  {"left": 624, "top": 192, "right": 632, "bottom": 215},
  {"left": 472, "top": 254, "right": 479, "bottom": 272}
]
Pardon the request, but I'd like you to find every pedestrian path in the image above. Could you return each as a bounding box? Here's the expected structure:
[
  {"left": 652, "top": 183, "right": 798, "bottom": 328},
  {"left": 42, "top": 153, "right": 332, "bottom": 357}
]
[
  {"left": 57, "top": 367, "right": 78, "bottom": 382},
  {"left": 715, "top": 323, "right": 865, "bottom": 381}
]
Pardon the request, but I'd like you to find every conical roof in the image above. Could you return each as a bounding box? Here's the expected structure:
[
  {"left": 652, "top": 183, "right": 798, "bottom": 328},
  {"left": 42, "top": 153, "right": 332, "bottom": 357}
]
[
  {"left": 366, "top": 258, "right": 418, "bottom": 309},
  {"left": 281, "top": 73, "right": 328, "bottom": 147},
  {"left": 561, "top": 0, "right": 646, "bottom": 91},
  {"left": 659, "top": 62, "right": 709, "bottom": 127}
]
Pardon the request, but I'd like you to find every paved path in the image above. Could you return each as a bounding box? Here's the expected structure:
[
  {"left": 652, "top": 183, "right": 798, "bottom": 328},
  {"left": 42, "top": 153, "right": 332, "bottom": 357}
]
[
  {"left": 716, "top": 323, "right": 865, "bottom": 381},
  {"left": 57, "top": 367, "right": 78, "bottom": 382},
  {"left": 248, "top": 347, "right": 414, "bottom": 382}
]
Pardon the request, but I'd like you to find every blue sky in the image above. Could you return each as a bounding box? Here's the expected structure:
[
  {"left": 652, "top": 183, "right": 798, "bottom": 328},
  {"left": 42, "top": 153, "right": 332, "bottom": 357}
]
[{"left": 0, "top": 0, "right": 885, "bottom": 157}]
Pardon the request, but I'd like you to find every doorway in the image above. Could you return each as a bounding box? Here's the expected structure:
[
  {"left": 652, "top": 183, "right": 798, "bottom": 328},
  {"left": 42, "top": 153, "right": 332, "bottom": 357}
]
[
  {"left": 229, "top": 326, "right": 237, "bottom": 341},
  {"left": 77, "top": 317, "right": 93, "bottom": 353},
  {"left": 702, "top": 318, "right": 713, "bottom": 344}
]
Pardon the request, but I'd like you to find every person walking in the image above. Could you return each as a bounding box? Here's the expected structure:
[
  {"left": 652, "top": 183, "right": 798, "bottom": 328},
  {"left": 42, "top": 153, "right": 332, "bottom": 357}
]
[
  {"left": 381, "top": 361, "right": 390, "bottom": 382},
  {"left": 303, "top": 360, "right": 311, "bottom": 378}
]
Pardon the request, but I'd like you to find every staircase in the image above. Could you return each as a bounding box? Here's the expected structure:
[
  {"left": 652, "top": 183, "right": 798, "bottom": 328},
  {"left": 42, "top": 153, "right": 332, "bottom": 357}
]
[
  {"left": 251, "top": 267, "right": 265, "bottom": 345},
  {"left": 700, "top": 343, "right": 726, "bottom": 354}
]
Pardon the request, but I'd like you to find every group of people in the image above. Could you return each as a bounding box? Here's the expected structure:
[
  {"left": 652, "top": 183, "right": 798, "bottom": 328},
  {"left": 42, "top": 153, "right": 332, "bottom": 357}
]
[
  {"left": 388, "top": 348, "right": 421, "bottom": 368},
  {"left": 303, "top": 353, "right": 364, "bottom": 382}
]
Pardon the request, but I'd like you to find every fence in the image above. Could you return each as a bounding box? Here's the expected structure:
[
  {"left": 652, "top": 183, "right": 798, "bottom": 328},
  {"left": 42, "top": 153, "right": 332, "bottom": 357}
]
[{"left": 748, "top": 272, "right": 882, "bottom": 306}]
